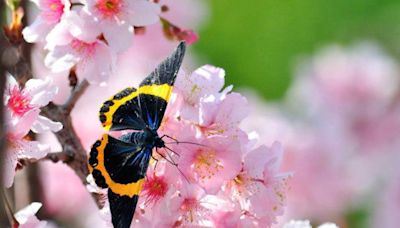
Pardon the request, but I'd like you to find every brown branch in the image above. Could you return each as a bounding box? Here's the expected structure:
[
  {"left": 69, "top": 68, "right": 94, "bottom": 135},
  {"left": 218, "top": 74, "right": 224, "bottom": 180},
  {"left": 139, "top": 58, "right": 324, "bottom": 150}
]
[
  {"left": 63, "top": 79, "right": 89, "bottom": 114},
  {"left": 40, "top": 80, "right": 104, "bottom": 208}
]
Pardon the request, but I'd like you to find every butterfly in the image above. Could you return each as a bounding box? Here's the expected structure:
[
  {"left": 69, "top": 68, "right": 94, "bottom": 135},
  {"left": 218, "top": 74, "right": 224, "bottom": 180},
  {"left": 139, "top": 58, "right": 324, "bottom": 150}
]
[{"left": 88, "top": 42, "right": 186, "bottom": 228}]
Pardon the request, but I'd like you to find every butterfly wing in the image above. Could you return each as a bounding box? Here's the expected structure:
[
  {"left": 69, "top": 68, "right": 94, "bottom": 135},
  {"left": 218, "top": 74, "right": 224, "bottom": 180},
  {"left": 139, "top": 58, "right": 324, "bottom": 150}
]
[
  {"left": 137, "top": 41, "right": 186, "bottom": 130},
  {"left": 88, "top": 134, "right": 152, "bottom": 228},
  {"left": 99, "top": 87, "right": 147, "bottom": 131},
  {"left": 99, "top": 42, "right": 186, "bottom": 131}
]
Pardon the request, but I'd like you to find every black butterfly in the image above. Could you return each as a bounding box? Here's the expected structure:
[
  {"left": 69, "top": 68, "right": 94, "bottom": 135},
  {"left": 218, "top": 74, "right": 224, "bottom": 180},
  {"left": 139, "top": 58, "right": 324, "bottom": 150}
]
[{"left": 88, "top": 42, "right": 186, "bottom": 228}]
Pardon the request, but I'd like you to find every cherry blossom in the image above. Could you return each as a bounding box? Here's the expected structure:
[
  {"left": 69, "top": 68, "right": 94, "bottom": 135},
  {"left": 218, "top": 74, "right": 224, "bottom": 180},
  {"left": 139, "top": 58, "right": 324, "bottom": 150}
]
[
  {"left": 22, "top": 0, "right": 71, "bottom": 42},
  {"left": 83, "top": 0, "right": 160, "bottom": 52},
  {"left": 14, "top": 202, "right": 47, "bottom": 228},
  {"left": 5, "top": 74, "right": 62, "bottom": 133},
  {"left": 177, "top": 136, "right": 242, "bottom": 194},
  {"left": 45, "top": 11, "right": 115, "bottom": 84},
  {"left": 166, "top": 184, "right": 234, "bottom": 227},
  {"left": 4, "top": 110, "right": 50, "bottom": 188}
]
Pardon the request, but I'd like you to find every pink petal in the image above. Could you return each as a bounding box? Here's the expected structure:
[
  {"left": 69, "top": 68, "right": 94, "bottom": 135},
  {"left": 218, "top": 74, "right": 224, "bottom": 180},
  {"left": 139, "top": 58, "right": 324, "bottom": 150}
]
[
  {"left": 45, "top": 45, "right": 79, "bottom": 73},
  {"left": 67, "top": 11, "right": 101, "bottom": 43},
  {"left": 9, "top": 109, "right": 40, "bottom": 138},
  {"left": 22, "top": 17, "right": 53, "bottom": 43},
  {"left": 125, "top": 0, "right": 160, "bottom": 26},
  {"left": 3, "top": 151, "right": 17, "bottom": 188},
  {"left": 25, "top": 77, "right": 58, "bottom": 106},
  {"left": 76, "top": 42, "right": 115, "bottom": 84},
  {"left": 199, "top": 95, "right": 219, "bottom": 126},
  {"left": 244, "top": 145, "right": 270, "bottom": 179},
  {"left": 215, "top": 92, "right": 249, "bottom": 128},
  {"left": 17, "top": 140, "right": 49, "bottom": 160},
  {"left": 45, "top": 19, "right": 73, "bottom": 50},
  {"left": 101, "top": 20, "right": 133, "bottom": 53},
  {"left": 31, "top": 115, "right": 63, "bottom": 133}
]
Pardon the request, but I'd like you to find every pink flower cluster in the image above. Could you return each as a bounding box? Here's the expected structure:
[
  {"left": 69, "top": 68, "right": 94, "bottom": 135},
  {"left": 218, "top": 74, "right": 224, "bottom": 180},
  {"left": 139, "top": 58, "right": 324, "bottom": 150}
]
[
  {"left": 242, "top": 42, "right": 400, "bottom": 226},
  {"left": 3, "top": 74, "right": 62, "bottom": 188},
  {"left": 89, "top": 65, "right": 290, "bottom": 227},
  {"left": 23, "top": 0, "right": 161, "bottom": 84}
]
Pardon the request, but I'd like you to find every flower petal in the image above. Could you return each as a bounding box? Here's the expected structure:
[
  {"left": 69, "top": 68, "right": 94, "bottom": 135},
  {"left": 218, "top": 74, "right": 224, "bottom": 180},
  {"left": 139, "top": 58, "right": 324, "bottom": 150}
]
[
  {"left": 101, "top": 20, "right": 133, "bottom": 53},
  {"left": 125, "top": 0, "right": 160, "bottom": 26},
  {"left": 76, "top": 42, "right": 114, "bottom": 84},
  {"left": 45, "top": 45, "right": 79, "bottom": 73},
  {"left": 25, "top": 78, "right": 58, "bottom": 106},
  {"left": 31, "top": 115, "right": 63, "bottom": 133},
  {"left": 22, "top": 17, "right": 52, "bottom": 43},
  {"left": 3, "top": 151, "right": 17, "bottom": 188}
]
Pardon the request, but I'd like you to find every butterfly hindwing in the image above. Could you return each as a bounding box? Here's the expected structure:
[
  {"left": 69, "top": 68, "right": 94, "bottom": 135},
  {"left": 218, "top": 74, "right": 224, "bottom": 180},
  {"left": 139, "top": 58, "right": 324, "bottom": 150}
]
[
  {"left": 89, "top": 134, "right": 151, "bottom": 197},
  {"left": 108, "top": 189, "right": 139, "bottom": 228},
  {"left": 137, "top": 42, "right": 186, "bottom": 130}
]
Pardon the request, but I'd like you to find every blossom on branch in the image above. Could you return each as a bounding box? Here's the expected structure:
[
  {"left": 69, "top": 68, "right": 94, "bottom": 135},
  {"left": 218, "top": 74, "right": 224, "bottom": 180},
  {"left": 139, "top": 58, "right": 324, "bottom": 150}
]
[
  {"left": 84, "top": 0, "right": 161, "bottom": 52},
  {"left": 22, "top": 0, "right": 70, "bottom": 42},
  {"left": 3, "top": 75, "right": 61, "bottom": 188},
  {"left": 44, "top": 12, "right": 116, "bottom": 84}
]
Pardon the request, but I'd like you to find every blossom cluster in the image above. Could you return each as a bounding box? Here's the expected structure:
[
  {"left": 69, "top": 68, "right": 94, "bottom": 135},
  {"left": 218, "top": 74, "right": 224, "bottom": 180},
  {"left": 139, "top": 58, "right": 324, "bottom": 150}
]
[
  {"left": 87, "top": 65, "right": 291, "bottom": 227},
  {"left": 3, "top": 74, "right": 61, "bottom": 188},
  {"left": 242, "top": 42, "right": 400, "bottom": 226},
  {"left": 23, "top": 0, "right": 197, "bottom": 85}
]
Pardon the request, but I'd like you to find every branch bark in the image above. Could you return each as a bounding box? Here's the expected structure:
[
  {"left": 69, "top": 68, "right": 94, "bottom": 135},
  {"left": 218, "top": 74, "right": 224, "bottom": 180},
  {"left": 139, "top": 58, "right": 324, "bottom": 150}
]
[{"left": 41, "top": 80, "right": 90, "bottom": 182}]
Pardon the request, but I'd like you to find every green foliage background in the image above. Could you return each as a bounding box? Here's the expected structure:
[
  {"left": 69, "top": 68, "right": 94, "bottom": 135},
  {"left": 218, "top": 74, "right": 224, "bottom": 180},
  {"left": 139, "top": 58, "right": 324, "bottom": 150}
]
[{"left": 194, "top": 0, "right": 400, "bottom": 100}]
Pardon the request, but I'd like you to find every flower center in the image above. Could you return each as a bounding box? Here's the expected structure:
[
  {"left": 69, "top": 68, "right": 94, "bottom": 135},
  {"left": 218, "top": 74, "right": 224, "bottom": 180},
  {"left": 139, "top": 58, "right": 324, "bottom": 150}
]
[
  {"left": 42, "top": 0, "right": 64, "bottom": 23},
  {"left": 7, "top": 86, "right": 32, "bottom": 117},
  {"left": 71, "top": 39, "right": 97, "bottom": 57},
  {"left": 142, "top": 174, "right": 168, "bottom": 205},
  {"left": 193, "top": 149, "right": 223, "bottom": 180},
  {"left": 96, "top": 0, "right": 121, "bottom": 18},
  {"left": 180, "top": 198, "right": 200, "bottom": 223}
]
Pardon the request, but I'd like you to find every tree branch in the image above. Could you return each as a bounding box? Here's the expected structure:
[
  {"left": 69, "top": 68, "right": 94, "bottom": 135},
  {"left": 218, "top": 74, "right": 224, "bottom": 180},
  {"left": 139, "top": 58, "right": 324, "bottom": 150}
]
[{"left": 62, "top": 79, "right": 89, "bottom": 114}]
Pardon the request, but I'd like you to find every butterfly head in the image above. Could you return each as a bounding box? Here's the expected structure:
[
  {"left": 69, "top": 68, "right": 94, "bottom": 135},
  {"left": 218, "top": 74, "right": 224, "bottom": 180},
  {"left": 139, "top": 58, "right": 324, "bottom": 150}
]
[{"left": 143, "top": 128, "right": 165, "bottom": 149}]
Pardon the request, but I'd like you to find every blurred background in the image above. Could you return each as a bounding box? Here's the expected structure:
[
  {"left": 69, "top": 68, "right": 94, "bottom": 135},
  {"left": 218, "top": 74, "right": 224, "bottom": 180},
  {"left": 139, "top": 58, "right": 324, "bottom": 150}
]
[{"left": 194, "top": 0, "right": 400, "bottom": 100}]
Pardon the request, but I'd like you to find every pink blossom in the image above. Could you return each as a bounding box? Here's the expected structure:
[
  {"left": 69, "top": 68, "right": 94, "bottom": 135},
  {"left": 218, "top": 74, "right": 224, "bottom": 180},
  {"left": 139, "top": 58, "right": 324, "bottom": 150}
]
[
  {"left": 166, "top": 184, "right": 234, "bottom": 227},
  {"left": 223, "top": 142, "right": 289, "bottom": 225},
  {"left": 22, "top": 0, "right": 70, "bottom": 42},
  {"left": 83, "top": 0, "right": 160, "bottom": 52},
  {"left": 4, "top": 110, "right": 50, "bottom": 188},
  {"left": 289, "top": 43, "right": 400, "bottom": 153},
  {"left": 14, "top": 202, "right": 47, "bottom": 228},
  {"left": 45, "top": 12, "right": 115, "bottom": 84},
  {"left": 177, "top": 136, "right": 242, "bottom": 194},
  {"left": 5, "top": 74, "right": 62, "bottom": 133}
]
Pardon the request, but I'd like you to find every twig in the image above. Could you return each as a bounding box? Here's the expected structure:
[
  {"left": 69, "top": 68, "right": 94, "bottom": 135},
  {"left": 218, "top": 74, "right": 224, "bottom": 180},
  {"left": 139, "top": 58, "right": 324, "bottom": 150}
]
[
  {"left": 63, "top": 79, "right": 89, "bottom": 114},
  {"left": 45, "top": 151, "right": 74, "bottom": 163}
]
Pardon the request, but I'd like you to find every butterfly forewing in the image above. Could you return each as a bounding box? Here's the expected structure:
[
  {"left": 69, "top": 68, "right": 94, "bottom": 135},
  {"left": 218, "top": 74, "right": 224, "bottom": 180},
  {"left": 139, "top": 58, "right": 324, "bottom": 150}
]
[{"left": 138, "top": 42, "right": 186, "bottom": 130}]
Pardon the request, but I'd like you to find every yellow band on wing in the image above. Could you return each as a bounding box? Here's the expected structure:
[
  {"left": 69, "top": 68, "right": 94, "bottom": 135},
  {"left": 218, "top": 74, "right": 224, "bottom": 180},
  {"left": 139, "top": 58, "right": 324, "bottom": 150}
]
[
  {"left": 101, "top": 84, "right": 173, "bottom": 131},
  {"left": 95, "top": 134, "right": 145, "bottom": 197}
]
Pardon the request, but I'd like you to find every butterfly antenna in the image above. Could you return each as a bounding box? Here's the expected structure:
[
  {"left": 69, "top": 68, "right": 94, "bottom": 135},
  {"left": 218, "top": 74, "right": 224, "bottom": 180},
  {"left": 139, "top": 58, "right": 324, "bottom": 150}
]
[
  {"left": 155, "top": 148, "right": 190, "bottom": 183},
  {"left": 163, "top": 145, "right": 180, "bottom": 157},
  {"left": 162, "top": 134, "right": 208, "bottom": 147}
]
